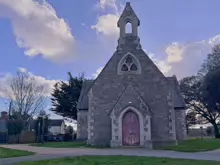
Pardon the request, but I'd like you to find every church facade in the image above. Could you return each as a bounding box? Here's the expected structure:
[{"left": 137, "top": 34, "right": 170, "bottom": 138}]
[{"left": 77, "top": 2, "right": 187, "bottom": 148}]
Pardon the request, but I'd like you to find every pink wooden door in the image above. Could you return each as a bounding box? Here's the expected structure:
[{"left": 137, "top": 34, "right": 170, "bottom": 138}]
[{"left": 122, "top": 110, "right": 140, "bottom": 146}]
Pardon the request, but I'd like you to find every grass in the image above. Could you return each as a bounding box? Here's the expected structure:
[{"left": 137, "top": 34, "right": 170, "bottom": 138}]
[
  {"left": 19, "top": 156, "right": 220, "bottom": 165},
  {"left": 29, "top": 141, "right": 88, "bottom": 148},
  {"left": 29, "top": 141, "right": 109, "bottom": 148},
  {"left": 29, "top": 139, "right": 220, "bottom": 152},
  {"left": 29, "top": 141, "right": 110, "bottom": 148},
  {"left": 0, "top": 147, "right": 35, "bottom": 158},
  {"left": 159, "top": 138, "right": 220, "bottom": 152}
]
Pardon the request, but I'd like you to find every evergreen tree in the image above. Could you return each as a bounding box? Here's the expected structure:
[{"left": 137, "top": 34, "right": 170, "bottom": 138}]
[{"left": 50, "top": 72, "right": 84, "bottom": 120}]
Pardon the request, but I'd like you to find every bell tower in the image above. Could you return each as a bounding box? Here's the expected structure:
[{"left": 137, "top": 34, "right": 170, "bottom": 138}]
[{"left": 117, "top": 2, "right": 142, "bottom": 51}]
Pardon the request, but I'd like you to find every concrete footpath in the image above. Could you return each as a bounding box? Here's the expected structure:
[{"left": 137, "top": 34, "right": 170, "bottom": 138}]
[{"left": 1, "top": 144, "right": 220, "bottom": 165}]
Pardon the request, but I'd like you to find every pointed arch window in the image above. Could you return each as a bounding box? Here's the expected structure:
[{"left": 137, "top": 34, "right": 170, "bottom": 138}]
[
  {"left": 125, "top": 22, "right": 132, "bottom": 34},
  {"left": 118, "top": 53, "right": 141, "bottom": 74}
]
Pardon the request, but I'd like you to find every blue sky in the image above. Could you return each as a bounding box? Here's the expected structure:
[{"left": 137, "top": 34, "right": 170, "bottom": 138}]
[{"left": 0, "top": 0, "right": 220, "bottom": 119}]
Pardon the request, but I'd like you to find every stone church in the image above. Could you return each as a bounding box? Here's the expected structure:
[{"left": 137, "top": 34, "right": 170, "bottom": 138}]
[{"left": 77, "top": 2, "right": 186, "bottom": 148}]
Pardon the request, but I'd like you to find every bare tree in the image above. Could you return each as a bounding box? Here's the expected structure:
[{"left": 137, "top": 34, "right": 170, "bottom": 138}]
[{"left": 9, "top": 71, "right": 47, "bottom": 122}]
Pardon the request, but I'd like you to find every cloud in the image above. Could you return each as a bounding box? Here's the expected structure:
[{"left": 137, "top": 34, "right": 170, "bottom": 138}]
[
  {"left": 92, "top": 0, "right": 121, "bottom": 38},
  {"left": 164, "top": 37, "right": 219, "bottom": 79},
  {"left": 144, "top": 35, "right": 220, "bottom": 79},
  {"left": 156, "top": 61, "right": 172, "bottom": 74},
  {"left": 209, "top": 35, "right": 220, "bottom": 46},
  {"left": 0, "top": 0, "right": 75, "bottom": 63},
  {"left": 91, "top": 14, "right": 119, "bottom": 38},
  {"left": 144, "top": 51, "right": 172, "bottom": 75},
  {"left": 0, "top": 68, "right": 58, "bottom": 99},
  {"left": 146, "top": 35, "right": 220, "bottom": 79},
  {"left": 95, "top": 0, "right": 117, "bottom": 11},
  {"left": 18, "top": 67, "right": 28, "bottom": 73},
  {"left": 92, "top": 67, "right": 103, "bottom": 78},
  {"left": 0, "top": 73, "right": 13, "bottom": 99},
  {"left": 165, "top": 43, "right": 183, "bottom": 63}
]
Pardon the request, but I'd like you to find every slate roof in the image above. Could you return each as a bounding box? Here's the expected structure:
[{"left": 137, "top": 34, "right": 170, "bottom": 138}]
[
  {"left": 77, "top": 80, "right": 94, "bottom": 110},
  {"left": 77, "top": 77, "right": 185, "bottom": 110}
]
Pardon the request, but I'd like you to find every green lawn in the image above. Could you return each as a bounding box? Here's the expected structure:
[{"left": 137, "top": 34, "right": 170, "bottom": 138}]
[
  {"left": 19, "top": 156, "right": 220, "bottom": 165},
  {"left": 29, "top": 141, "right": 89, "bottom": 148},
  {"left": 159, "top": 138, "right": 220, "bottom": 152},
  {"left": 0, "top": 147, "right": 35, "bottom": 158}
]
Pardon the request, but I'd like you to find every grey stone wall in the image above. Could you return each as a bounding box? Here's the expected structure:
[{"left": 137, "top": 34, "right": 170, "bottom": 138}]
[
  {"left": 77, "top": 110, "right": 88, "bottom": 140},
  {"left": 175, "top": 109, "right": 187, "bottom": 141},
  {"left": 109, "top": 85, "right": 152, "bottom": 148},
  {"left": 87, "top": 44, "right": 177, "bottom": 147}
]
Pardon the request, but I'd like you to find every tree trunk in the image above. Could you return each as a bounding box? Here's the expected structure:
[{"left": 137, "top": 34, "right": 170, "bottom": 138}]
[{"left": 212, "top": 122, "right": 220, "bottom": 138}]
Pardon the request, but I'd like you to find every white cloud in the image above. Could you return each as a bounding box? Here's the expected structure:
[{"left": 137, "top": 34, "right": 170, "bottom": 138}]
[
  {"left": 145, "top": 35, "right": 220, "bottom": 79},
  {"left": 91, "top": 14, "right": 119, "bottom": 38},
  {"left": 31, "top": 75, "right": 57, "bottom": 97},
  {"left": 164, "top": 37, "right": 217, "bottom": 79},
  {"left": 0, "top": 0, "right": 75, "bottom": 63},
  {"left": 0, "top": 73, "right": 13, "bottom": 99},
  {"left": 166, "top": 42, "right": 183, "bottom": 63},
  {"left": 150, "top": 35, "right": 220, "bottom": 79},
  {"left": 208, "top": 35, "right": 220, "bottom": 45},
  {"left": 95, "top": 0, "right": 117, "bottom": 11},
  {"left": 18, "top": 67, "right": 28, "bottom": 73},
  {"left": 92, "top": 67, "right": 103, "bottom": 78},
  {"left": 92, "top": 0, "right": 121, "bottom": 38},
  {"left": 146, "top": 51, "right": 171, "bottom": 75},
  {"left": 156, "top": 61, "right": 172, "bottom": 74},
  {"left": 0, "top": 68, "right": 58, "bottom": 99}
]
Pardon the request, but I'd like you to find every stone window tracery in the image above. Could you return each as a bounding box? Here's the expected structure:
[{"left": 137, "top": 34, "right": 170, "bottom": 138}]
[
  {"left": 121, "top": 55, "right": 138, "bottom": 72},
  {"left": 117, "top": 52, "right": 141, "bottom": 75}
]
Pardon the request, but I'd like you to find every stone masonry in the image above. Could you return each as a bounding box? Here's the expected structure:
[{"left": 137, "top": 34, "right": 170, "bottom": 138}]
[{"left": 77, "top": 2, "right": 186, "bottom": 148}]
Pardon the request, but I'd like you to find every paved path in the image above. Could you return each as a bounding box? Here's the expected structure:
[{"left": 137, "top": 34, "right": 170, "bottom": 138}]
[{"left": 1, "top": 144, "right": 220, "bottom": 165}]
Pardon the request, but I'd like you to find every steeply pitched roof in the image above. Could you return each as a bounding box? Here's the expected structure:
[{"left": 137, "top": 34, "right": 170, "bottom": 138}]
[
  {"left": 167, "top": 76, "right": 185, "bottom": 109},
  {"left": 77, "top": 80, "right": 94, "bottom": 110}
]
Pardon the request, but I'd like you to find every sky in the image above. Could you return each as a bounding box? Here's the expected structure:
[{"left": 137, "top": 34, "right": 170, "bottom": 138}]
[{"left": 0, "top": 0, "right": 220, "bottom": 120}]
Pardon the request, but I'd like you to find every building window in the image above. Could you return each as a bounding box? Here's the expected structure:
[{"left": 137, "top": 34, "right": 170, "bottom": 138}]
[
  {"left": 117, "top": 52, "right": 141, "bottom": 75},
  {"left": 125, "top": 22, "right": 132, "bottom": 34},
  {"left": 121, "top": 55, "right": 138, "bottom": 72},
  {"left": 122, "top": 64, "right": 129, "bottom": 71}
]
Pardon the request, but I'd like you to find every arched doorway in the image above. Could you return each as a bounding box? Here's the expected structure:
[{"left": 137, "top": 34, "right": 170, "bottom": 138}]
[{"left": 122, "top": 110, "right": 140, "bottom": 146}]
